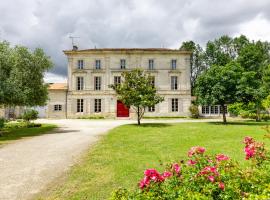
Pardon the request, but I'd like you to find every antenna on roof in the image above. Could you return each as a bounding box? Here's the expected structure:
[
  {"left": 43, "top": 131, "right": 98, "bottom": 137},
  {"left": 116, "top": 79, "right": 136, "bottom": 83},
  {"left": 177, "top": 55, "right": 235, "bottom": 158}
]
[{"left": 69, "top": 36, "right": 80, "bottom": 50}]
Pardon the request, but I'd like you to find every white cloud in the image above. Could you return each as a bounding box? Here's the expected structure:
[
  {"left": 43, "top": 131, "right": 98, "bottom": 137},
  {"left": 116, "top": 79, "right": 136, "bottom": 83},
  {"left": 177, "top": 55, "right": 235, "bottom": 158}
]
[
  {"left": 44, "top": 72, "right": 67, "bottom": 83},
  {"left": 237, "top": 14, "right": 270, "bottom": 41}
]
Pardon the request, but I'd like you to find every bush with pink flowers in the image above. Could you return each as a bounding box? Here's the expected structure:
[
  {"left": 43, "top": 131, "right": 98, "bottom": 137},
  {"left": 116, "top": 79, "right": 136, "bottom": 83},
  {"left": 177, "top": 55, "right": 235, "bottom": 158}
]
[{"left": 111, "top": 137, "right": 270, "bottom": 200}]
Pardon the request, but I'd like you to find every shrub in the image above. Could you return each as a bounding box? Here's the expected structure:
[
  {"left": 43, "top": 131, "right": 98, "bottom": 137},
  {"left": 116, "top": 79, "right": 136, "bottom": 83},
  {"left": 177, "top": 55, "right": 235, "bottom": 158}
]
[
  {"left": 0, "top": 118, "right": 5, "bottom": 130},
  {"left": 22, "top": 109, "right": 38, "bottom": 122},
  {"left": 111, "top": 137, "right": 270, "bottom": 200},
  {"left": 189, "top": 104, "right": 199, "bottom": 118}
]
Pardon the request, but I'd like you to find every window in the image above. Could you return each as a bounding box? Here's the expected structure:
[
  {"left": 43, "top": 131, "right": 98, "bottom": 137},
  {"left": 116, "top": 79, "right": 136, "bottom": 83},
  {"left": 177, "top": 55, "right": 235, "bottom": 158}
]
[
  {"left": 77, "top": 60, "right": 84, "bottom": 69},
  {"left": 77, "top": 99, "right": 84, "bottom": 112},
  {"left": 120, "top": 59, "right": 126, "bottom": 69},
  {"left": 149, "top": 76, "right": 155, "bottom": 88},
  {"left": 77, "top": 77, "right": 84, "bottom": 90},
  {"left": 211, "top": 106, "right": 215, "bottom": 114},
  {"left": 95, "top": 60, "right": 101, "bottom": 69},
  {"left": 171, "top": 98, "right": 178, "bottom": 112},
  {"left": 149, "top": 59, "right": 154, "bottom": 70},
  {"left": 94, "top": 76, "right": 101, "bottom": 90},
  {"left": 114, "top": 76, "right": 121, "bottom": 85},
  {"left": 205, "top": 106, "right": 209, "bottom": 114},
  {"left": 148, "top": 106, "right": 155, "bottom": 112},
  {"left": 214, "top": 105, "right": 219, "bottom": 114},
  {"left": 171, "top": 59, "right": 177, "bottom": 70},
  {"left": 94, "top": 99, "right": 101, "bottom": 112},
  {"left": 54, "top": 105, "right": 62, "bottom": 111},
  {"left": 220, "top": 105, "right": 228, "bottom": 114},
  {"left": 202, "top": 106, "right": 206, "bottom": 114},
  {"left": 171, "top": 76, "right": 178, "bottom": 90}
]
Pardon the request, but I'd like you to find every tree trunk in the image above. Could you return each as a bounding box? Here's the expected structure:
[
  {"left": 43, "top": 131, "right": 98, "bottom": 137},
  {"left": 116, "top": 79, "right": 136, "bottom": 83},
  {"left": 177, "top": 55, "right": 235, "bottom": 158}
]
[
  {"left": 137, "top": 107, "right": 141, "bottom": 125},
  {"left": 221, "top": 104, "right": 227, "bottom": 124},
  {"left": 256, "top": 106, "right": 261, "bottom": 122}
]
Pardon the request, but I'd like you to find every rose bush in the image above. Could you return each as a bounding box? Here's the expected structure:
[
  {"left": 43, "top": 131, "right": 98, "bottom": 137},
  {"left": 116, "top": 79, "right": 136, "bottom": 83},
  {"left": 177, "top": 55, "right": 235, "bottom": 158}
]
[{"left": 111, "top": 137, "right": 270, "bottom": 200}]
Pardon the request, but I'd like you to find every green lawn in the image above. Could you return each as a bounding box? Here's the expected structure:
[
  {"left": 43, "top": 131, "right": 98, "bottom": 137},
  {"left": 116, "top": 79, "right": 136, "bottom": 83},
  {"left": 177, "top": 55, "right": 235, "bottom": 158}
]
[
  {"left": 41, "top": 121, "right": 270, "bottom": 200},
  {"left": 0, "top": 123, "right": 57, "bottom": 146}
]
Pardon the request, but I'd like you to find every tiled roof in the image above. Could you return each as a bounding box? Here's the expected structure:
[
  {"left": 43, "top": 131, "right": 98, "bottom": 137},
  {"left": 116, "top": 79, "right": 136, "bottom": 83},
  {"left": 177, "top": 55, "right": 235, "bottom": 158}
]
[
  {"left": 48, "top": 83, "right": 67, "bottom": 90},
  {"left": 63, "top": 48, "right": 191, "bottom": 54}
]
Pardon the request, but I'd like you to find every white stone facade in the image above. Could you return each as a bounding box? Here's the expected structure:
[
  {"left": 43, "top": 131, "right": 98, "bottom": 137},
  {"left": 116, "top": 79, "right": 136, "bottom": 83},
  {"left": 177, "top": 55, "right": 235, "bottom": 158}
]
[{"left": 47, "top": 48, "right": 192, "bottom": 118}]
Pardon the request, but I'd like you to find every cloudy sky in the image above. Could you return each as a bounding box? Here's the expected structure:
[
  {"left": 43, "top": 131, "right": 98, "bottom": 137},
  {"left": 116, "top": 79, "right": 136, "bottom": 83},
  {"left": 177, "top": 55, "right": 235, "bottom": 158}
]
[{"left": 1, "top": 0, "right": 270, "bottom": 82}]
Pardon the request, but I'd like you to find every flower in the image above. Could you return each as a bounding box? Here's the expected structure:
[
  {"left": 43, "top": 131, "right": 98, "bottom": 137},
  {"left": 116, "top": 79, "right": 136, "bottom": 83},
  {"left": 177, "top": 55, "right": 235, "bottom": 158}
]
[
  {"left": 139, "top": 176, "right": 150, "bottom": 189},
  {"left": 188, "top": 146, "right": 206, "bottom": 157},
  {"left": 172, "top": 163, "right": 181, "bottom": 173},
  {"left": 219, "top": 182, "right": 225, "bottom": 190},
  {"left": 216, "top": 154, "right": 230, "bottom": 162},
  {"left": 162, "top": 171, "right": 172, "bottom": 178},
  {"left": 200, "top": 166, "right": 219, "bottom": 176},
  {"left": 243, "top": 136, "right": 254, "bottom": 145},
  {"left": 208, "top": 176, "right": 215, "bottom": 182},
  {"left": 245, "top": 145, "right": 256, "bottom": 160},
  {"left": 187, "top": 160, "right": 197, "bottom": 166}
]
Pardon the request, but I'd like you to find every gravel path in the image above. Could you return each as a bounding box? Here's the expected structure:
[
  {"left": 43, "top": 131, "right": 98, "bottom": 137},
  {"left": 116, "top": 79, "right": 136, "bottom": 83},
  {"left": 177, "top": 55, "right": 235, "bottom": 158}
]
[{"left": 0, "top": 118, "right": 220, "bottom": 200}]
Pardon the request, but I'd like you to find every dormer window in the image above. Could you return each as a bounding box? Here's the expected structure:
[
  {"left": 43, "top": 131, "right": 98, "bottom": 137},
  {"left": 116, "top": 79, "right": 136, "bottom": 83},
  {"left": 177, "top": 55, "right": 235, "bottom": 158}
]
[
  {"left": 77, "top": 60, "right": 84, "bottom": 69},
  {"left": 95, "top": 60, "right": 101, "bottom": 69},
  {"left": 171, "top": 59, "right": 177, "bottom": 70},
  {"left": 120, "top": 59, "right": 126, "bottom": 69}
]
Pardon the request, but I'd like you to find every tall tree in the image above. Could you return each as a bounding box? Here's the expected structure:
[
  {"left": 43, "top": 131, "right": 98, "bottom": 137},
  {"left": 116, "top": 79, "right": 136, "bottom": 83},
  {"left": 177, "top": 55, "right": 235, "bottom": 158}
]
[
  {"left": 195, "top": 62, "right": 243, "bottom": 123},
  {"left": 110, "top": 69, "right": 164, "bottom": 125},
  {"left": 0, "top": 41, "right": 53, "bottom": 108},
  {"left": 180, "top": 41, "right": 206, "bottom": 95},
  {"left": 237, "top": 41, "right": 270, "bottom": 121}
]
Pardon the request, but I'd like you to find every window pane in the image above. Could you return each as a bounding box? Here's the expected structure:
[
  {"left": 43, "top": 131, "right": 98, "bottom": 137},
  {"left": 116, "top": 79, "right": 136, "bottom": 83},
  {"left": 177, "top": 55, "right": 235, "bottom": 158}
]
[{"left": 171, "top": 60, "right": 176, "bottom": 69}]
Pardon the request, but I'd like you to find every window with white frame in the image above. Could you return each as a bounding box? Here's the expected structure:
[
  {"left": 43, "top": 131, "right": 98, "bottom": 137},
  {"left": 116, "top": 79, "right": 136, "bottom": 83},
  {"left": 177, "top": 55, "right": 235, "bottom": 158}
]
[
  {"left": 94, "top": 99, "right": 101, "bottom": 112},
  {"left": 77, "top": 99, "right": 84, "bottom": 112},
  {"left": 120, "top": 59, "right": 126, "bottom": 69},
  {"left": 114, "top": 76, "right": 121, "bottom": 85},
  {"left": 171, "top": 59, "right": 177, "bottom": 70},
  {"left": 95, "top": 60, "right": 101, "bottom": 69},
  {"left": 220, "top": 105, "right": 228, "bottom": 114},
  {"left": 149, "top": 59, "right": 154, "bottom": 70},
  {"left": 171, "top": 98, "right": 178, "bottom": 112},
  {"left": 202, "top": 106, "right": 206, "bottom": 114},
  {"left": 77, "top": 60, "right": 84, "bottom": 69},
  {"left": 54, "top": 105, "right": 62, "bottom": 111},
  {"left": 214, "top": 105, "right": 219, "bottom": 114},
  {"left": 94, "top": 76, "right": 101, "bottom": 90},
  {"left": 171, "top": 76, "right": 178, "bottom": 90},
  {"left": 77, "top": 77, "right": 84, "bottom": 90},
  {"left": 211, "top": 106, "right": 215, "bottom": 114},
  {"left": 148, "top": 106, "right": 155, "bottom": 112}
]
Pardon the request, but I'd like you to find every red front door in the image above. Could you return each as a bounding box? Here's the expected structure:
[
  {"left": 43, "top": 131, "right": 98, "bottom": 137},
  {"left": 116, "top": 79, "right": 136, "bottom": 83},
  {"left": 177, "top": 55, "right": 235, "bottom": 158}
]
[{"left": 117, "top": 100, "right": 129, "bottom": 117}]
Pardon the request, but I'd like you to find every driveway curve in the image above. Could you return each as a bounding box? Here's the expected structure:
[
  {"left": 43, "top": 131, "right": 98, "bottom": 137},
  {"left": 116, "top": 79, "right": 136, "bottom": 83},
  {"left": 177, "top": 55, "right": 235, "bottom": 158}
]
[{"left": 0, "top": 118, "right": 220, "bottom": 200}]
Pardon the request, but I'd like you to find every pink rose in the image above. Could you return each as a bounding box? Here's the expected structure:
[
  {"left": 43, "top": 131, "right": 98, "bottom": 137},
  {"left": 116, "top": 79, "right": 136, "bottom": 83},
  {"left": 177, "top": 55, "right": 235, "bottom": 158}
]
[
  {"left": 172, "top": 163, "right": 181, "bottom": 173},
  {"left": 188, "top": 146, "right": 206, "bottom": 157},
  {"left": 219, "top": 182, "right": 225, "bottom": 190},
  {"left": 187, "top": 160, "right": 197, "bottom": 166},
  {"left": 208, "top": 176, "right": 215, "bottom": 182},
  {"left": 162, "top": 171, "right": 172, "bottom": 179},
  {"left": 216, "top": 154, "right": 230, "bottom": 162}
]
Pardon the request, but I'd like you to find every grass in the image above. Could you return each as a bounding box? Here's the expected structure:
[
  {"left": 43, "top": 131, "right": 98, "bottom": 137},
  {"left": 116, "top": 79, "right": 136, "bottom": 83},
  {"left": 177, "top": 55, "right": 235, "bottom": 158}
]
[
  {"left": 0, "top": 123, "right": 57, "bottom": 146},
  {"left": 40, "top": 121, "right": 270, "bottom": 200}
]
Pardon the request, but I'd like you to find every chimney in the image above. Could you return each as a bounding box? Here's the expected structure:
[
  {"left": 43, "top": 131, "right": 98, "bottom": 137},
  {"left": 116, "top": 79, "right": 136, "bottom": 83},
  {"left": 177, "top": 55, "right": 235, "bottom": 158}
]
[{"left": 72, "top": 45, "right": 78, "bottom": 51}]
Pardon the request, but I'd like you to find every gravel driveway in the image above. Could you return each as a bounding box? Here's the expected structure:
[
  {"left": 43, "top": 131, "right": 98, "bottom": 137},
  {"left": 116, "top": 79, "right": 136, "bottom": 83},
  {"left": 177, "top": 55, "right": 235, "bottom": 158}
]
[{"left": 0, "top": 118, "right": 219, "bottom": 200}]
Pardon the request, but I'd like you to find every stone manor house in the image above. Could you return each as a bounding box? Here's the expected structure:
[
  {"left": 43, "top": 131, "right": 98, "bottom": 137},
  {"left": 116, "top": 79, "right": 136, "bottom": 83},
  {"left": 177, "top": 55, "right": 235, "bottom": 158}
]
[{"left": 46, "top": 48, "right": 192, "bottom": 118}]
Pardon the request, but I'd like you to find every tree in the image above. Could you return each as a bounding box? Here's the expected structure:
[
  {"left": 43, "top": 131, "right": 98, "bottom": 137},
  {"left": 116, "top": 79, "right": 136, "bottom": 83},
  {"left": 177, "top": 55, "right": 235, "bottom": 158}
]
[
  {"left": 237, "top": 41, "right": 270, "bottom": 121},
  {"left": 110, "top": 69, "right": 164, "bottom": 125},
  {"left": 0, "top": 41, "right": 53, "bottom": 108},
  {"left": 195, "top": 62, "right": 243, "bottom": 123},
  {"left": 180, "top": 41, "right": 206, "bottom": 95}
]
